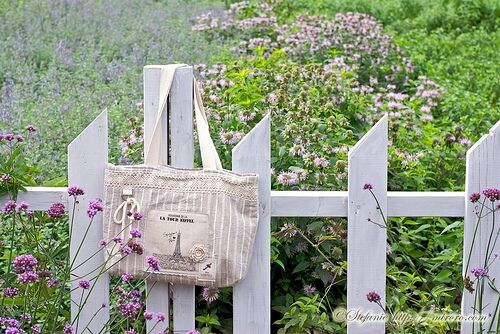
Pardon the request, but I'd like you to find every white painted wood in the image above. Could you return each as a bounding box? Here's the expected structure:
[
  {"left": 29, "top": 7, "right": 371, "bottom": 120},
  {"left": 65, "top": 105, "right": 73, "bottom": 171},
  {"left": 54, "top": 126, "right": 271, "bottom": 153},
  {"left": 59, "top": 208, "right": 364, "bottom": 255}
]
[
  {"left": 5, "top": 188, "right": 465, "bottom": 217},
  {"left": 169, "top": 65, "right": 196, "bottom": 332},
  {"left": 68, "top": 110, "right": 109, "bottom": 333},
  {"left": 270, "top": 191, "right": 464, "bottom": 217},
  {"left": 347, "top": 115, "right": 388, "bottom": 334},
  {"left": 233, "top": 114, "right": 271, "bottom": 333},
  {"left": 0, "top": 187, "right": 69, "bottom": 210},
  {"left": 461, "top": 120, "right": 500, "bottom": 333},
  {"left": 143, "top": 65, "right": 171, "bottom": 332}
]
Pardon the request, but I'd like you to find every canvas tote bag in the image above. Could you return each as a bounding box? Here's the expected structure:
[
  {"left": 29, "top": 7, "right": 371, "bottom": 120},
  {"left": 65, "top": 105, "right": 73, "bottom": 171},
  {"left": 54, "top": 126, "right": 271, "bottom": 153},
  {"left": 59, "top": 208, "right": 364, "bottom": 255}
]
[{"left": 102, "top": 64, "right": 259, "bottom": 287}]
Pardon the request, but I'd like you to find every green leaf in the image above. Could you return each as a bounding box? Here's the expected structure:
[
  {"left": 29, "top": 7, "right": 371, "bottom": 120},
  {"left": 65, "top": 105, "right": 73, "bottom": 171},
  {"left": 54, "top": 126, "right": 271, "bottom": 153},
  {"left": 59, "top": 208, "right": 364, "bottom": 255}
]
[
  {"left": 440, "top": 220, "right": 462, "bottom": 234},
  {"left": 292, "top": 261, "right": 309, "bottom": 274}
]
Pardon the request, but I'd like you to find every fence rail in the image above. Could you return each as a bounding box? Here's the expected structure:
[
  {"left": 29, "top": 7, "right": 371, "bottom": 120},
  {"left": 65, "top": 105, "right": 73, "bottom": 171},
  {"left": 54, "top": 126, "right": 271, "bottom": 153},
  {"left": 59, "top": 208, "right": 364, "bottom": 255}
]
[{"left": 2, "top": 65, "right": 498, "bottom": 334}]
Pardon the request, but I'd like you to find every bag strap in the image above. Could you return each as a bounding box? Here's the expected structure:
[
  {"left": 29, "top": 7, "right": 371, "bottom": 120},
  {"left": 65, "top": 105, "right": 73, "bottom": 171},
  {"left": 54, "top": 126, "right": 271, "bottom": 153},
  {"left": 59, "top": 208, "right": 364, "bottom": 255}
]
[{"left": 144, "top": 65, "right": 223, "bottom": 170}]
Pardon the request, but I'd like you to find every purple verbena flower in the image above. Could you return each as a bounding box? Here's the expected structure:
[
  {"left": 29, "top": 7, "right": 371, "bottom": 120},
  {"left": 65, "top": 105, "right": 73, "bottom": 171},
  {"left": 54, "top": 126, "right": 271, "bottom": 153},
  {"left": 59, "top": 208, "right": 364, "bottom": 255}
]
[
  {"left": 363, "top": 183, "right": 373, "bottom": 190},
  {"left": 2, "top": 287, "right": 19, "bottom": 298},
  {"left": 3, "top": 200, "right": 17, "bottom": 214},
  {"left": 13, "top": 254, "right": 38, "bottom": 273},
  {"left": 146, "top": 256, "right": 161, "bottom": 271},
  {"left": 78, "top": 280, "right": 90, "bottom": 289},
  {"left": 482, "top": 188, "right": 500, "bottom": 202},
  {"left": 63, "top": 324, "right": 73, "bottom": 334},
  {"left": 18, "top": 271, "right": 39, "bottom": 284},
  {"left": 156, "top": 312, "right": 166, "bottom": 322},
  {"left": 469, "top": 192, "right": 481, "bottom": 203},
  {"left": 87, "top": 199, "right": 104, "bottom": 218},
  {"left": 133, "top": 212, "right": 143, "bottom": 221},
  {"left": 25, "top": 125, "right": 37, "bottom": 133},
  {"left": 366, "top": 291, "right": 381, "bottom": 302},
  {"left": 130, "top": 228, "right": 142, "bottom": 238},
  {"left": 47, "top": 202, "right": 65, "bottom": 218},
  {"left": 1, "top": 174, "right": 10, "bottom": 182},
  {"left": 121, "top": 274, "right": 133, "bottom": 282},
  {"left": 143, "top": 310, "right": 154, "bottom": 320},
  {"left": 471, "top": 267, "right": 489, "bottom": 278},
  {"left": 68, "top": 186, "right": 85, "bottom": 197},
  {"left": 31, "top": 325, "right": 42, "bottom": 334}
]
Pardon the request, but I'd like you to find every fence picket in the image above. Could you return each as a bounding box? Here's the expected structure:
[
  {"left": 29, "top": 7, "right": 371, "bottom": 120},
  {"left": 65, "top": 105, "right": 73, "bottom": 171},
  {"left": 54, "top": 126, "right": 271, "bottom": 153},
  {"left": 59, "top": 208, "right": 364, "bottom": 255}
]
[
  {"left": 461, "top": 120, "right": 500, "bottom": 333},
  {"left": 169, "top": 65, "right": 196, "bottom": 332},
  {"left": 143, "top": 65, "right": 171, "bottom": 332},
  {"left": 347, "top": 115, "right": 388, "bottom": 334},
  {"left": 232, "top": 114, "right": 271, "bottom": 334},
  {"left": 68, "top": 110, "right": 109, "bottom": 333}
]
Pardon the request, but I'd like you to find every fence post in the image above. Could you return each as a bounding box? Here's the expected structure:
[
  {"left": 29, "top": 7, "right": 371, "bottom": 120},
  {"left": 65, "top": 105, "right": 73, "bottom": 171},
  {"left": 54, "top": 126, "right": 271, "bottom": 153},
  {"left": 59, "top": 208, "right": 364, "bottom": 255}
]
[
  {"left": 347, "top": 115, "right": 388, "bottom": 334},
  {"left": 68, "top": 110, "right": 109, "bottom": 333},
  {"left": 232, "top": 114, "right": 271, "bottom": 333},
  {"left": 143, "top": 64, "right": 195, "bottom": 332},
  {"left": 461, "top": 120, "right": 500, "bottom": 333}
]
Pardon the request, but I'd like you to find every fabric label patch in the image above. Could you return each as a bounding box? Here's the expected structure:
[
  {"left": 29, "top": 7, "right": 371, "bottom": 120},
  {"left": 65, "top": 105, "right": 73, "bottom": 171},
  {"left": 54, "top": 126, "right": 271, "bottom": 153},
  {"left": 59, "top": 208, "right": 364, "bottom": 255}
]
[{"left": 144, "top": 210, "right": 216, "bottom": 282}]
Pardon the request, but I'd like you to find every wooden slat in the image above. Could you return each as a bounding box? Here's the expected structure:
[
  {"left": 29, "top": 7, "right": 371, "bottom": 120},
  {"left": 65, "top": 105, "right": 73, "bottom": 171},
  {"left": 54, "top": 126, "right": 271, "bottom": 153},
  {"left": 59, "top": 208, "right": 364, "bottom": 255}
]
[
  {"left": 0, "top": 187, "right": 69, "bottom": 210},
  {"left": 143, "top": 65, "right": 171, "bottom": 332},
  {"left": 68, "top": 110, "right": 109, "bottom": 333},
  {"left": 233, "top": 114, "right": 271, "bottom": 333},
  {"left": 270, "top": 191, "right": 465, "bottom": 217},
  {"left": 4, "top": 189, "right": 466, "bottom": 217},
  {"left": 169, "top": 65, "right": 196, "bottom": 332},
  {"left": 347, "top": 115, "right": 387, "bottom": 334},
  {"left": 461, "top": 120, "right": 500, "bottom": 333}
]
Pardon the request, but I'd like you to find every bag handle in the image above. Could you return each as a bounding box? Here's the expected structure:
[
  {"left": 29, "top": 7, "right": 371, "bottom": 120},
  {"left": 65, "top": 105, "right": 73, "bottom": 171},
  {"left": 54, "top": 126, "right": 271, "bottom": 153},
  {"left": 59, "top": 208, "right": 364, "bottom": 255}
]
[{"left": 145, "top": 65, "right": 223, "bottom": 170}]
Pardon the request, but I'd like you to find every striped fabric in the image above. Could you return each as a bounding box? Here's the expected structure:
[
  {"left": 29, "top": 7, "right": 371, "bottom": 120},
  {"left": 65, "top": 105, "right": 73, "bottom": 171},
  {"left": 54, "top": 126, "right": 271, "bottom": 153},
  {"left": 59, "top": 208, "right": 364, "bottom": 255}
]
[{"left": 102, "top": 164, "right": 259, "bottom": 287}]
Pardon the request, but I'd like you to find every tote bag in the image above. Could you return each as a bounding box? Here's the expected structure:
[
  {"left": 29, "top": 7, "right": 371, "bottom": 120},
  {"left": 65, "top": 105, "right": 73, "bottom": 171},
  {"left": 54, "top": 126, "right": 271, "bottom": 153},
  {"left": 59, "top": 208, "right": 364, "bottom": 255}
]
[{"left": 102, "top": 64, "right": 259, "bottom": 287}]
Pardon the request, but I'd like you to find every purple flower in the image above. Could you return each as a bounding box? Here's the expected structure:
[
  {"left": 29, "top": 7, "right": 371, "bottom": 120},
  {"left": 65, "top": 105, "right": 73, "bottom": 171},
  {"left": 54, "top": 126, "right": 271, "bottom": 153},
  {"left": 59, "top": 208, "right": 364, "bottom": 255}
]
[
  {"left": 482, "top": 188, "right": 500, "bottom": 202},
  {"left": 25, "top": 125, "right": 37, "bottom": 133},
  {"left": 130, "top": 228, "right": 142, "bottom": 238},
  {"left": 63, "top": 324, "right": 73, "bottom": 334},
  {"left": 143, "top": 310, "right": 154, "bottom": 320},
  {"left": 14, "top": 135, "right": 24, "bottom": 143},
  {"left": 112, "top": 236, "right": 123, "bottom": 244},
  {"left": 469, "top": 192, "right": 481, "bottom": 203},
  {"left": 1, "top": 174, "right": 10, "bottom": 182},
  {"left": 47, "top": 278, "right": 59, "bottom": 288},
  {"left": 471, "top": 267, "right": 489, "bottom": 278},
  {"left": 201, "top": 287, "right": 219, "bottom": 303},
  {"left": 366, "top": 291, "right": 381, "bottom": 302},
  {"left": 121, "top": 246, "right": 132, "bottom": 255},
  {"left": 363, "top": 183, "right": 373, "bottom": 190},
  {"left": 16, "top": 202, "right": 29, "bottom": 213},
  {"left": 3, "top": 133, "right": 14, "bottom": 141},
  {"left": 3, "top": 318, "right": 20, "bottom": 328},
  {"left": 133, "top": 212, "right": 143, "bottom": 221},
  {"left": 5, "top": 327, "right": 22, "bottom": 334},
  {"left": 2, "top": 287, "right": 19, "bottom": 298},
  {"left": 67, "top": 186, "right": 84, "bottom": 197},
  {"left": 146, "top": 256, "right": 161, "bottom": 271},
  {"left": 99, "top": 239, "right": 107, "bottom": 246},
  {"left": 13, "top": 254, "right": 38, "bottom": 273},
  {"left": 18, "top": 271, "right": 39, "bottom": 284},
  {"left": 121, "top": 274, "right": 133, "bottom": 282},
  {"left": 156, "top": 312, "right": 166, "bottom": 322},
  {"left": 31, "top": 325, "right": 42, "bottom": 334},
  {"left": 87, "top": 199, "right": 104, "bottom": 218},
  {"left": 47, "top": 202, "right": 65, "bottom": 218},
  {"left": 79, "top": 280, "right": 91, "bottom": 289},
  {"left": 127, "top": 240, "right": 144, "bottom": 255},
  {"left": 3, "top": 200, "right": 17, "bottom": 214},
  {"left": 303, "top": 284, "right": 317, "bottom": 295},
  {"left": 20, "top": 313, "right": 31, "bottom": 322}
]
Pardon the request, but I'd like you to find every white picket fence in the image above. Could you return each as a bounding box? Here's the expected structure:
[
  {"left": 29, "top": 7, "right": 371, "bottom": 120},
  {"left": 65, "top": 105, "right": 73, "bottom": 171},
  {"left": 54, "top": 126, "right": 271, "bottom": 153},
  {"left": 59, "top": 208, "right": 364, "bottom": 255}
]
[{"left": 2, "top": 65, "right": 499, "bottom": 334}]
